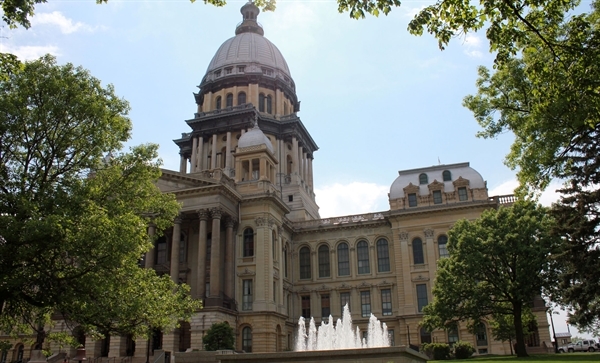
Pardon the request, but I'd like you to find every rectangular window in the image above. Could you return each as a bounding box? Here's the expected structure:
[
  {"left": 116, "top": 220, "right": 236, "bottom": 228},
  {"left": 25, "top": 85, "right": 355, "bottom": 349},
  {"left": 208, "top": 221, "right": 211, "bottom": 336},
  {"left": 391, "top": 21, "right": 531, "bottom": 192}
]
[
  {"left": 242, "top": 280, "right": 253, "bottom": 311},
  {"left": 388, "top": 329, "right": 395, "bottom": 346},
  {"left": 433, "top": 190, "right": 442, "bottom": 204},
  {"left": 225, "top": 67, "right": 233, "bottom": 74},
  {"left": 416, "top": 284, "right": 428, "bottom": 312},
  {"left": 214, "top": 70, "right": 221, "bottom": 77},
  {"left": 301, "top": 295, "right": 311, "bottom": 319},
  {"left": 381, "top": 289, "right": 392, "bottom": 316},
  {"left": 361, "top": 291, "right": 371, "bottom": 318},
  {"left": 340, "top": 292, "right": 350, "bottom": 313},
  {"left": 458, "top": 187, "right": 468, "bottom": 201},
  {"left": 179, "top": 238, "right": 186, "bottom": 263},
  {"left": 408, "top": 193, "right": 417, "bottom": 207},
  {"left": 156, "top": 240, "right": 167, "bottom": 264},
  {"left": 321, "top": 294, "right": 330, "bottom": 321},
  {"left": 238, "top": 66, "right": 245, "bottom": 73}
]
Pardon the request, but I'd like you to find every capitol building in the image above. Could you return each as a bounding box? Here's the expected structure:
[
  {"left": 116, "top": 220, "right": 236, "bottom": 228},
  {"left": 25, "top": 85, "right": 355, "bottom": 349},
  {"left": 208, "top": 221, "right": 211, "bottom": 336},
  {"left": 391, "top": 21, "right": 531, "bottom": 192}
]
[{"left": 1, "top": 2, "right": 551, "bottom": 362}]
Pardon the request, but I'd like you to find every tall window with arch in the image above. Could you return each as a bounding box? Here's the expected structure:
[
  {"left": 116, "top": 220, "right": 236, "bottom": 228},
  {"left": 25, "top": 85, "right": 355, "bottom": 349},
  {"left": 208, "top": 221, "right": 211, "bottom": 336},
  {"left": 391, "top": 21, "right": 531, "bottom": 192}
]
[
  {"left": 215, "top": 96, "right": 222, "bottom": 110},
  {"left": 242, "top": 327, "right": 252, "bottom": 352},
  {"left": 226, "top": 93, "right": 233, "bottom": 108},
  {"left": 299, "top": 246, "right": 311, "bottom": 279},
  {"left": 337, "top": 242, "right": 350, "bottom": 276},
  {"left": 357, "top": 241, "right": 370, "bottom": 274},
  {"left": 448, "top": 324, "right": 459, "bottom": 346},
  {"left": 238, "top": 91, "right": 246, "bottom": 105},
  {"left": 475, "top": 322, "right": 488, "bottom": 346},
  {"left": 318, "top": 244, "right": 330, "bottom": 278},
  {"left": 419, "top": 173, "right": 428, "bottom": 185},
  {"left": 438, "top": 235, "right": 449, "bottom": 258},
  {"left": 243, "top": 228, "right": 254, "bottom": 257},
  {"left": 442, "top": 170, "right": 452, "bottom": 181},
  {"left": 259, "top": 93, "right": 265, "bottom": 112},
  {"left": 266, "top": 95, "right": 272, "bottom": 114},
  {"left": 376, "top": 238, "right": 390, "bottom": 272},
  {"left": 412, "top": 238, "right": 425, "bottom": 265}
]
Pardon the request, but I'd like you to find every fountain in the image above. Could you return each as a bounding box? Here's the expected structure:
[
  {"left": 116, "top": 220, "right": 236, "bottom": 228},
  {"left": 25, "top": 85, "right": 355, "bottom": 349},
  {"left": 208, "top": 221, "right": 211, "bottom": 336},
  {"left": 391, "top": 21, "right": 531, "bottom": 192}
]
[{"left": 295, "top": 304, "right": 390, "bottom": 351}]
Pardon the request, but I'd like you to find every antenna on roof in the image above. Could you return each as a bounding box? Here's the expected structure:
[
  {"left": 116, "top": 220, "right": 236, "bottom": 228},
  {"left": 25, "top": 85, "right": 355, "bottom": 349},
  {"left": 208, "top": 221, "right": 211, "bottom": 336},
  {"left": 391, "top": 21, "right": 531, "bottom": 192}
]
[{"left": 438, "top": 157, "right": 441, "bottom": 165}]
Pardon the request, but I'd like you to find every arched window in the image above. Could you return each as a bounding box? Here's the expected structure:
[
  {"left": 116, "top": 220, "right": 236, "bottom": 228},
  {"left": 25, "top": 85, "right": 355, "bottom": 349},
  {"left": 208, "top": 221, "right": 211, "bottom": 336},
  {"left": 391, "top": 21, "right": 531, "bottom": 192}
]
[
  {"left": 475, "top": 323, "right": 488, "bottom": 346},
  {"left": 318, "top": 245, "right": 330, "bottom": 278},
  {"left": 242, "top": 327, "right": 252, "bottom": 352},
  {"left": 420, "top": 327, "right": 432, "bottom": 344},
  {"left": 226, "top": 93, "right": 233, "bottom": 108},
  {"left": 266, "top": 95, "right": 272, "bottom": 114},
  {"left": 357, "top": 241, "right": 370, "bottom": 274},
  {"left": 376, "top": 238, "right": 390, "bottom": 272},
  {"left": 448, "top": 324, "right": 459, "bottom": 346},
  {"left": 442, "top": 170, "right": 452, "bottom": 181},
  {"left": 413, "top": 238, "right": 424, "bottom": 265},
  {"left": 259, "top": 93, "right": 265, "bottom": 112},
  {"left": 337, "top": 242, "right": 350, "bottom": 276},
  {"left": 419, "top": 173, "right": 428, "bottom": 185},
  {"left": 15, "top": 345, "right": 24, "bottom": 363},
  {"left": 299, "top": 246, "right": 311, "bottom": 279},
  {"left": 215, "top": 96, "right": 222, "bottom": 110},
  {"left": 243, "top": 228, "right": 254, "bottom": 257},
  {"left": 238, "top": 91, "right": 246, "bottom": 105},
  {"left": 438, "top": 235, "right": 449, "bottom": 258}
]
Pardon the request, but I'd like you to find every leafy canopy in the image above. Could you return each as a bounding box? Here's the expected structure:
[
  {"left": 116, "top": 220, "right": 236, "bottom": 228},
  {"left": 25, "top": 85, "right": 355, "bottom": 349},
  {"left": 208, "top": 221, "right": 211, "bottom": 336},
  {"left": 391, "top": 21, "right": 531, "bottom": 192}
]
[
  {"left": 203, "top": 322, "right": 235, "bottom": 351},
  {"left": 422, "top": 200, "right": 559, "bottom": 357},
  {"left": 0, "top": 54, "right": 198, "bottom": 340}
]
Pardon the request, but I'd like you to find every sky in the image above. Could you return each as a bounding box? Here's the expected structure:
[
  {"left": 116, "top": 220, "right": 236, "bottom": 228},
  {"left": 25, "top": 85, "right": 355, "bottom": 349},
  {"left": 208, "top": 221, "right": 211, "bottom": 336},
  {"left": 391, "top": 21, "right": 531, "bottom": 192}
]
[{"left": 1, "top": 0, "right": 592, "bottom": 340}]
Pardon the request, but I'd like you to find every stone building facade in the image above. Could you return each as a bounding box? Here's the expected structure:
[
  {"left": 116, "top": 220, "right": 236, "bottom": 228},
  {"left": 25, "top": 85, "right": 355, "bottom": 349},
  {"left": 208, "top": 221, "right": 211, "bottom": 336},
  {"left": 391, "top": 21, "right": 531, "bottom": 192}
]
[{"left": 0, "top": 2, "right": 551, "bottom": 362}]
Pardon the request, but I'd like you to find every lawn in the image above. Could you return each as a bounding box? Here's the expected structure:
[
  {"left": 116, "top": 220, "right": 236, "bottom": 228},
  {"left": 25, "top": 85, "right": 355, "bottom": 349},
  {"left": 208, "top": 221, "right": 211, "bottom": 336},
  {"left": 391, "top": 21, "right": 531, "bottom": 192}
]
[{"left": 429, "top": 353, "right": 600, "bottom": 362}]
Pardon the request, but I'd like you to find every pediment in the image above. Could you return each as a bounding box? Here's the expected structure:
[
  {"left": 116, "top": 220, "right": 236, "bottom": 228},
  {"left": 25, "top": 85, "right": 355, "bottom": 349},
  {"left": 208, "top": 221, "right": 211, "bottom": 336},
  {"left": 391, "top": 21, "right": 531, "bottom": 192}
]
[
  {"left": 157, "top": 169, "right": 219, "bottom": 192},
  {"left": 452, "top": 176, "right": 470, "bottom": 187},
  {"left": 428, "top": 179, "right": 444, "bottom": 191},
  {"left": 403, "top": 182, "right": 419, "bottom": 194}
]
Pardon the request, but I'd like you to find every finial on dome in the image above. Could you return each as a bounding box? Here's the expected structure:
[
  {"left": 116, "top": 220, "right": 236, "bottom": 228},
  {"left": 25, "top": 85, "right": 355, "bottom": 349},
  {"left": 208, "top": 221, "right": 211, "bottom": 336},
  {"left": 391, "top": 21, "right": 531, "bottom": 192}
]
[{"left": 236, "top": 2, "right": 264, "bottom": 36}]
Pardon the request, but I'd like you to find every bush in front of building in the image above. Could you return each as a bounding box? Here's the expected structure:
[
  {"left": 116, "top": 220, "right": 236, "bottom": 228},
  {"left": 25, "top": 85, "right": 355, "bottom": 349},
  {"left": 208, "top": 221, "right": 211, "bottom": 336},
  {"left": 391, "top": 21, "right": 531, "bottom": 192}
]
[
  {"left": 453, "top": 341, "right": 475, "bottom": 359},
  {"left": 421, "top": 342, "right": 451, "bottom": 360},
  {"left": 203, "top": 322, "right": 235, "bottom": 351}
]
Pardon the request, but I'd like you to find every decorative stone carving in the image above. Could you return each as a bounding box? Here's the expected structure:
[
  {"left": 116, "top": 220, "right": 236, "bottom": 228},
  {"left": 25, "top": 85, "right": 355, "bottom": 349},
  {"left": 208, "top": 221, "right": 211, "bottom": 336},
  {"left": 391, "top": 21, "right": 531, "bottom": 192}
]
[
  {"left": 225, "top": 216, "right": 236, "bottom": 229},
  {"left": 399, "top": 231, "right": 409, "bottom": 241},
  {"left": 210, "top": 207, "right": 222, "bottom": 219},
  {"left": 424, "top": 229, "right": 434, "bottom": 238},
  {"left": 174, "top": 215, "right": 183, "bottom": 224},
  {"left": 237, "top": 268, "right": 255, "bottom": 277},
  {"left": 255, "top": 216, "right": 276, "bottom": 227},
  {"left": 197, "top": 209, "right": 209, "bottom": 220}
]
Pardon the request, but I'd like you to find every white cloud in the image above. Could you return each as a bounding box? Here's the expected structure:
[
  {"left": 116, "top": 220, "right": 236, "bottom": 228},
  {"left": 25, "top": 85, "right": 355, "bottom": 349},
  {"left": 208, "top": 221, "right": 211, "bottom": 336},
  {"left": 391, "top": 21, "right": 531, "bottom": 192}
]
[
  {"left": 315, "top": 182, "right": 389, "bottom": 218},
  {"left": 2, "top": 45, "right": 60, "bottom": 60},
  {"left": 402, "top": 4, "right": 427, "bottom": 19},
  {"left": 31, "top": 11, "right": 94, "bottom": 34},
  {"left": 460, "top": 33, "right": 484, "bottom": 58}
]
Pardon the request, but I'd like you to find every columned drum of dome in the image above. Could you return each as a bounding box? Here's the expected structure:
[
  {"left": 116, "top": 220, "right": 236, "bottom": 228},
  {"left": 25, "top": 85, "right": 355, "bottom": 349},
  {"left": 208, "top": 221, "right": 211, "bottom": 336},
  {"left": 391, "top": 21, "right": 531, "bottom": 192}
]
[{"left": 195, "top": 1, "right": 299, "bottom": 114}]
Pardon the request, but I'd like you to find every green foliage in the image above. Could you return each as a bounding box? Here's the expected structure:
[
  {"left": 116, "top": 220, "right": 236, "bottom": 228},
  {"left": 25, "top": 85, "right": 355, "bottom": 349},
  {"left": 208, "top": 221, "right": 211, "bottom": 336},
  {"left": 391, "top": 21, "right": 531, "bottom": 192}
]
[
  {"left": 203, "top": 322, "right": 235, "bottom": 351},
  {"left": 0, "top": 54, "right": 196, "bottom": 341},
  {"left": 422, "top": 200, "right": 559, "bottom": 357},
  {"left": 490, "top": 308, "right": 536, "bottom": 345},
  {"left": 422, "top": 342, "right": 451, "bottom": 360},
  {"left": 453, "top": 341, "right": 475, "bottom": 359}
]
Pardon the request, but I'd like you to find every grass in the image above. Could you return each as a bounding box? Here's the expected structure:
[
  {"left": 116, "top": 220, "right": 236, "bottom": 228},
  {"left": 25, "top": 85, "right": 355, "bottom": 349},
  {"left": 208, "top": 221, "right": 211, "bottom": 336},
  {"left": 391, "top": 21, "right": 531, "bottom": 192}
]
[{"left": 429, "top": 353, "right": 600, "bottom": 362}]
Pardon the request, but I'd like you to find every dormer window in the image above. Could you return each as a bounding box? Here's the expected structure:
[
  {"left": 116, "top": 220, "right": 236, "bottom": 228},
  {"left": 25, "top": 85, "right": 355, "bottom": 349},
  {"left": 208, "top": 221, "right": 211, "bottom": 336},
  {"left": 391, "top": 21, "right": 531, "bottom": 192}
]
[
  {"left": 225, "top": 67, "right": 233, "bottom": 75},
  {"left": 458, "top": 187, "right": 468, "bottom": 201},
  {"left": 419, "top": 173, "right": 428, "bottom": 185},
  {"left": 443, "top": 170, "right": 452, "bottom": 181},
  {"left": 433, "top": 190, "right": 442, "bottom": 204},
  {"left": 408, "top": 193, "right": 417, "bottom": 207}
]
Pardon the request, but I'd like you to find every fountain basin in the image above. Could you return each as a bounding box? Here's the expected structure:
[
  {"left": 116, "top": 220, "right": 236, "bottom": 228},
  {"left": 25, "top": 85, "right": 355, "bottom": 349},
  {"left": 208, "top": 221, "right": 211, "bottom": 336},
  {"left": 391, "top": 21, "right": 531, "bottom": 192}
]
[{"left": 215, "top": 346, "right": 428, "bottom": 363}]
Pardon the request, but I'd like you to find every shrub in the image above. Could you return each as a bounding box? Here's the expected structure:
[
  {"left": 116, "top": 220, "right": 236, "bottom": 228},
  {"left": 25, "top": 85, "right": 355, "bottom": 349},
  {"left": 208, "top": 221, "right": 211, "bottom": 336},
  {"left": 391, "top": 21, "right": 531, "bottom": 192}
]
[
  {"left": 453, "top": 341, "right": 475, "bottom": 359},
  {"left": 422, "top": 342, "right": 451, "bottom": 360},
  {"left": 203, "top": 322, "right": 234, "bottom": 351}
]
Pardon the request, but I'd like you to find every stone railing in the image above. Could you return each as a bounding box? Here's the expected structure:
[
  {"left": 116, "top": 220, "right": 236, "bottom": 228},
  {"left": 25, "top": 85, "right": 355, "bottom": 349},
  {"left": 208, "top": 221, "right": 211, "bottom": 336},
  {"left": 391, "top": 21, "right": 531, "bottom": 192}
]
[
  {"left": 293, "top": 212, "right": 386, "bottom": 229},
  {"left": 489, "top": 194, "right": 517, "bottom": 205}
]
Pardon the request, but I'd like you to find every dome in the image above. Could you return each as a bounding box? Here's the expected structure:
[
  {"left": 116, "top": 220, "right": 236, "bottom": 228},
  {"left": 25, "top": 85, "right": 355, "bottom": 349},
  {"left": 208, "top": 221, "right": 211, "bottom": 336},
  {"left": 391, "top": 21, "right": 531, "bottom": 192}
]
[
  {"left": 201, "top": 2, "right": 294, "bottom": 88},
  {"left": 238, "top": 124, "right": 274, "bottom": 153},
  {"left": 389, "top": 162, "right": 486, "bottom": 199}
]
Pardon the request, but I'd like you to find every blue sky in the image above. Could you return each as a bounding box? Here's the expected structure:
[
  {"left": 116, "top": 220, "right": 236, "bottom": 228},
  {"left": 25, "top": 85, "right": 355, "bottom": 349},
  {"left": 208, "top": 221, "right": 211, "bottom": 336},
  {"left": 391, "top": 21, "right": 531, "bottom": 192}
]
[{"left": 1, "top": 0, "right": 588, "bottom": 340}]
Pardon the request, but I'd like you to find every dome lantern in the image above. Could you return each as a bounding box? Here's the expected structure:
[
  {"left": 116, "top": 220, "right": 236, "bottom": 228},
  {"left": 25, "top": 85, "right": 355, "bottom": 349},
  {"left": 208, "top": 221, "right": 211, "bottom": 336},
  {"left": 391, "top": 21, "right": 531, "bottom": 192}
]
[{"left": 235, "top": 2, "right": 264, "bottom": 36}]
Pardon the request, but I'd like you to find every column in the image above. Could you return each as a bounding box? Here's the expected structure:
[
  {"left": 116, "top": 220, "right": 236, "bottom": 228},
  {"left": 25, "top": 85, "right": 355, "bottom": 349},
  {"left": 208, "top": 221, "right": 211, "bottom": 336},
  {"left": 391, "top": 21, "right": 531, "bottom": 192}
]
[
  {"left": 298, "top": 146, "right": 304, "bottom": 181},
  {"left": 424, "top": 228, "right": 436, "bottom": 272},
  {"left": 197, "top": 209, "right": 209, "bottom": 299},
  {"left": 145, "top": 223, "right": 156, "bottom": 269},
  {"left": 278, "top": 139, "right": 284, "bottom": 176},
  {"left": 209, "top": 208, "right": 222, "bottom": 298},
  {"left": 225, "top": 131, "right": 232, "bottom": 172},
  {"left": 292, "top": 137, "right": 299, "bottom": 175},
  {"left": 179, "top": 154, "right": 187, "bottom": 173},
  {"left": 308, "top": 157, "right": 313, "bottom": 188},
  {"left": 224, "top": 217, "right": 235, "bottom": 300},
  {"left": 302, "top": 151, "right": 308, "bottom": 182},
  {"left": 191, "top": 136, "right": 198, "bottom": 173},
  {"left": 197, "top": 136, "right": 204, "bottom": 171},
  {"left": 211, "top": 134, "right": 217, "bottom": 169},
  {"left": 170, "top": 215, "right": 182, "bottom": 283}
]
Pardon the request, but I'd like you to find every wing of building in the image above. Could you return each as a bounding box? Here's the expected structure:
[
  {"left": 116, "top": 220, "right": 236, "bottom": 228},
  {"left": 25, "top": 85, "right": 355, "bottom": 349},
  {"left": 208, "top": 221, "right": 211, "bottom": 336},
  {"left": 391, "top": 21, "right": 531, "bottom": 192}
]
[{"left": 1, "top": 2, "right": 551, "bottom": 362}]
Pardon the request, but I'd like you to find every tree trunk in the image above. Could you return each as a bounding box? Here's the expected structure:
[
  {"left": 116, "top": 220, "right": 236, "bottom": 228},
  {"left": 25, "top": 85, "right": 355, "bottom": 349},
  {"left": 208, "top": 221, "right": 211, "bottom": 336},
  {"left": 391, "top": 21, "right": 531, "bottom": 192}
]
[{"left": 513, "top": 303, "right": 529, "bottom": 357}]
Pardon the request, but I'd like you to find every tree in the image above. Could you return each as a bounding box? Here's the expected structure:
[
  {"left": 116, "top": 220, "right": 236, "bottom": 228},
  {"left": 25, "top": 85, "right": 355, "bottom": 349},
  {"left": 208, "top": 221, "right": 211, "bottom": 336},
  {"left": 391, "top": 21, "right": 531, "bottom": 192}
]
[
  {"left": 489, "top": 308, "right": 536, "bottom": 355},
  {"left": 203, "top": 322, "right": 235, "bottom": 351},
  {"left": 421, "top": 200, "right": 560, "bottom": 357},
  {"left": 0, "top": 54, "right": 198, "bottom": 341}
]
